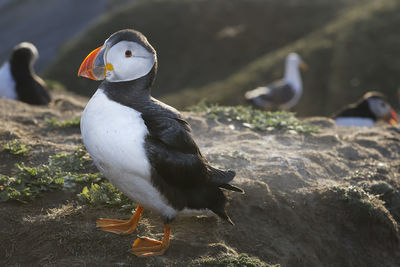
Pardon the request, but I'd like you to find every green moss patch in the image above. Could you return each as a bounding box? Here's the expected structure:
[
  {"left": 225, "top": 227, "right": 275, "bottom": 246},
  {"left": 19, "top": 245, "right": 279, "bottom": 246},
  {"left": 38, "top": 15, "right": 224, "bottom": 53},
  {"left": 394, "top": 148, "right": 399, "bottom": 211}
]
[
  {"left": 3, "top": 141, "right": 31, "bottom": 156},
  {"left": 78, "top": 182, "right": 135, "bottom": 211},
  {"left": 46, "top": 117, "right": 80, "bottom": 128},
  {"left": 0, "top": 146, "right": 102, "bottom": 203},
  {"left": 189, "top": 101, "right": 318, "bottom": 134}
]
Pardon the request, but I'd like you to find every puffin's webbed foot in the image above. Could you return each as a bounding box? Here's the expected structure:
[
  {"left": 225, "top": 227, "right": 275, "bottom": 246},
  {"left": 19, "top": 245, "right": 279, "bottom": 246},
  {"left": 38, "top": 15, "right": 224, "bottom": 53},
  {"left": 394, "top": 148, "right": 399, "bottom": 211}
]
[
  {"left": 96, "top": 205, "right": 143, "bottom": 236},
  {"left": 130, "top": 224, "right": 171, "bottom": 257}
]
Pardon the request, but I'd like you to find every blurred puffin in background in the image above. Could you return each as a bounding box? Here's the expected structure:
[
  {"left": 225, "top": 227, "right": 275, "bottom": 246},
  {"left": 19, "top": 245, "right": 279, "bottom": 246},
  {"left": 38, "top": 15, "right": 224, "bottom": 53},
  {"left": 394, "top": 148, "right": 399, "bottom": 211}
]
[
  {"left": 0, "top": 42, "right": 50, "bottom": 105},
  {"left": 78, "top": 29, "right": 242, "bottom": 257},
  {"left": 245, "top": 52, "right": 307, "bottom": 110},
  {"left": 334, "top": 91, "right": 397, "bottom": 127}
]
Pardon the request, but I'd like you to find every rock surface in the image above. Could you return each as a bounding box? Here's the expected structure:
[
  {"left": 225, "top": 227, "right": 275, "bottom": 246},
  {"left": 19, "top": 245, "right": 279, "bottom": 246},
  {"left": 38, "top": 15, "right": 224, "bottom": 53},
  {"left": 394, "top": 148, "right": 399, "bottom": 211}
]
[{"left": 1, "top": 93, "right": 400, "bottom": 266}]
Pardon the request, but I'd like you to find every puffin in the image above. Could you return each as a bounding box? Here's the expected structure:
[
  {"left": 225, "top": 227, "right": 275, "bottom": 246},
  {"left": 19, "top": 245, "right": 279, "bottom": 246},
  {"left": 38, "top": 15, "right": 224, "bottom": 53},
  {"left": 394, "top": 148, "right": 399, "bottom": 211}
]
[
  {"left": 78, "top": 29, "right": 243, "bottom": 257},
  {"left": 0, "top": 42, "right": 51, "bottom": 105},
  {"left": 244, "top": 52, "right": 307, "bottom": 110},
  {"left": 334, "top": 91, "right": 397, "bottom": 127}
]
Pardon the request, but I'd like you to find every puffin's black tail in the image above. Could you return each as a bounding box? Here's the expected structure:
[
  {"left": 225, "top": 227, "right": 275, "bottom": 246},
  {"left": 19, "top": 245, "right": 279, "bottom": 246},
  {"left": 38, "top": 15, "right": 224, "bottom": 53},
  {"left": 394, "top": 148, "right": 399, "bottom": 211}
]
[
  {"left": 208, "top": 188, "right": 235, "bottom": 225},
  {"left": 209, "top": 167, "right": 244, "bottom": 193},
  {"left": 200, "top": 167, "right": 243, "bottom": 225},
  {"left": 219, "top": 183, "right": 243, "bottom": 193}
]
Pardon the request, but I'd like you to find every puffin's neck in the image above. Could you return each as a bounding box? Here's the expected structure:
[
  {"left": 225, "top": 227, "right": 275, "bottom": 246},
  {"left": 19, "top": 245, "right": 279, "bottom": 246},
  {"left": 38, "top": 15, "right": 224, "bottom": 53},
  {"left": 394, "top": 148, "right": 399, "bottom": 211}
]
[
  {"left": 358, "top": 99, "right": 377, "bottom": 120},
  {"left": 283, "top": 61, "right": 302, "bottom": 91},
  {"left": 10, "top": 58, "right": 33, "bottom": 81},
  {"left": 102, "top": 66, "right": 156, "bottom": 110}
]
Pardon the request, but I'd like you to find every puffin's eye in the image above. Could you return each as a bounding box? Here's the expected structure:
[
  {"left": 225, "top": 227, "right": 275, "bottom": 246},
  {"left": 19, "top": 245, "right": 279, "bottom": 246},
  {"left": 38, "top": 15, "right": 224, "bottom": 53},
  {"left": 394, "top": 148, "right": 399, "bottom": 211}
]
[
  {"left": 125, "top": 50, "right": 132, "bottom": 57},
  {"left": 381, "top": 102, "right": 386, "bottom": 108}
]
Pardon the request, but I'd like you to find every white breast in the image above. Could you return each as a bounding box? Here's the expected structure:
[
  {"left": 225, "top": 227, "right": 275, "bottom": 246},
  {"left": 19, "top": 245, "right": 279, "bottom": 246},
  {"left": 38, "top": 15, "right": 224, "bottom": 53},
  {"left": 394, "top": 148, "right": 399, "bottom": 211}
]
[
  {"left": 283, "top": 60, "right": 302, "bottom": 109},
  {"left": 81, "top": 89, "right": 177, "bottom": 218},
  {"left": 0, "top": 62, "right": 17, "bottom": 100},
  {"left": 335, "top": 117, "right": 375, "bottom": 127}
]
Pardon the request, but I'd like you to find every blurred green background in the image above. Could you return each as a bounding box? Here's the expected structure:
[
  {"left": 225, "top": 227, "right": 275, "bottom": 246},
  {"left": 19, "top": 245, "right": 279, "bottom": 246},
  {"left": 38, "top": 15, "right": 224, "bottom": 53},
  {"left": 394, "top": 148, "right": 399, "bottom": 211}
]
[{"left": 3, "top": 0, "right": 400, "bottom": 116}]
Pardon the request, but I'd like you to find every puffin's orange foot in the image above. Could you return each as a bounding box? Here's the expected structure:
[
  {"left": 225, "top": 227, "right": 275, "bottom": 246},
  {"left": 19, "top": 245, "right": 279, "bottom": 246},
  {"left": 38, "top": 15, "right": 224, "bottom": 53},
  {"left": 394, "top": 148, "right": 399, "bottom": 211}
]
[
  {"left": 131, "top": 237, "right": 166, "bottom": 257},
  {"left": 96, "top": 218, "right": 136, "bottom": 235},
  {"left": 130, "top": 224, "right": 171, "bottom": 257},
  {"left": 96, "top": 205, "right": 143, "bottom": 236}
]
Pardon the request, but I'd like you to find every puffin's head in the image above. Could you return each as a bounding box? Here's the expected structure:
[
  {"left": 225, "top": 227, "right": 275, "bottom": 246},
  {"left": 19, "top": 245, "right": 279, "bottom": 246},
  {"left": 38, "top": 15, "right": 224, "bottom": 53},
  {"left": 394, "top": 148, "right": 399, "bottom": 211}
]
[
  {"left": 286, "top": 52, "right": 307, "bottom": 71},
  {"left": 78, "top": 29, "right": 156, "bottom": 82},
  {"left": 364, "top": 91, "right": 397, "bottom": 125},
  {"left": 11, "top": 42, "right": 39, "bottom": 67}
]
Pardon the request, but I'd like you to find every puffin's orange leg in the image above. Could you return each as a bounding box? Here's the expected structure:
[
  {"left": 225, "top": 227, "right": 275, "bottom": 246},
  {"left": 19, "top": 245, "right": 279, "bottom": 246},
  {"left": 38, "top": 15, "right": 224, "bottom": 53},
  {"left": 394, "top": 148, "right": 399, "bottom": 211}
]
[
  {"left": 130, "top": 224, "right": 171, "bottom": 257},
  {"left": 96, "top": 205, "right": 144, "bottom": 236}
]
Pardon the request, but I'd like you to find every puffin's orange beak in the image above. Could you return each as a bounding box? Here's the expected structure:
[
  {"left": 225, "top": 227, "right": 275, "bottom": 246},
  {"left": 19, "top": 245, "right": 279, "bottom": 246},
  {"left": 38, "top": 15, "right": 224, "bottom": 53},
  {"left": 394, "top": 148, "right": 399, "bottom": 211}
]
[
  {"left": 388, "top": 108, "right": 397, "bottom": 125},
  {"left": 78, "top": 46, "right": 106, "bottom": 80}
]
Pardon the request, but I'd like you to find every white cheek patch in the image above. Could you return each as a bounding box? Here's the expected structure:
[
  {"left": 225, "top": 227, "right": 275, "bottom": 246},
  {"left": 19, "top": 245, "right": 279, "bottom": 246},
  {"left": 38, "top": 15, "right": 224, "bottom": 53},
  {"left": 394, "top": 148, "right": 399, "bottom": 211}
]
[
  {"left": 367, "top": 98, "right": 391, "bottom": 119},
  {"left": 105, "top": 41, "right": 155, "bottom": 82}
]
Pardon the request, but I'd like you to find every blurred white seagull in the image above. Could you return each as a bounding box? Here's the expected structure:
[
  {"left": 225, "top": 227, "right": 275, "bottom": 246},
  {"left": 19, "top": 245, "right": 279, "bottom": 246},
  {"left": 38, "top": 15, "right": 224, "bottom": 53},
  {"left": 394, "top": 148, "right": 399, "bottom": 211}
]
[{"left": 245, "top": 53, "right": 306, "bottom": 110}]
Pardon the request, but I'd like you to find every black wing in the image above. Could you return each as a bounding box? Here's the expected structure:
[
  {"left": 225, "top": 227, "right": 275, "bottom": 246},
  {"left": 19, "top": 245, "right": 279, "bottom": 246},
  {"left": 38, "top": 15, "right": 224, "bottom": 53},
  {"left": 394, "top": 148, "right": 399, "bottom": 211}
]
[
  {"left": 141, "top": 108, "right": 237, "bottom": 189},
  {"left": 333, "top": 100, "right": 375, "bottom": 119},
  {"left": 142, "top": 101, "right": 242, "bottom": 219},
  {"left": 143, "top": 113, "right": 208, "bottom": 186},
  {"left": 245, "top": 80, "right": 295, "bottom": 108}
]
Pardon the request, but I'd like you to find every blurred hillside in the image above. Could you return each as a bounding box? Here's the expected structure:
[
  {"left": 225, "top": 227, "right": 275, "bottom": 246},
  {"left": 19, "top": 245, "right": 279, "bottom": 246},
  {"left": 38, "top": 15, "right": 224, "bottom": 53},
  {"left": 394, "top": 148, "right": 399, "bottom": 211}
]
[
  {"left": 0, "top": 0, "right": 115, "bottom": 70},
  {"left": 44, "top": 0, "right": 400, "bottom": 116}
]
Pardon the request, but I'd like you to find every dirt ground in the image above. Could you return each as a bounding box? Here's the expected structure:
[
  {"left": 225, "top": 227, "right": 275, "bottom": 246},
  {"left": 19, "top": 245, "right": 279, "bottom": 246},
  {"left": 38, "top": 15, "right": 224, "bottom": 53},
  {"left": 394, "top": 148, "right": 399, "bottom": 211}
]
[{"left": 1, "top": 92, "right": 400, "bottom": 266}]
